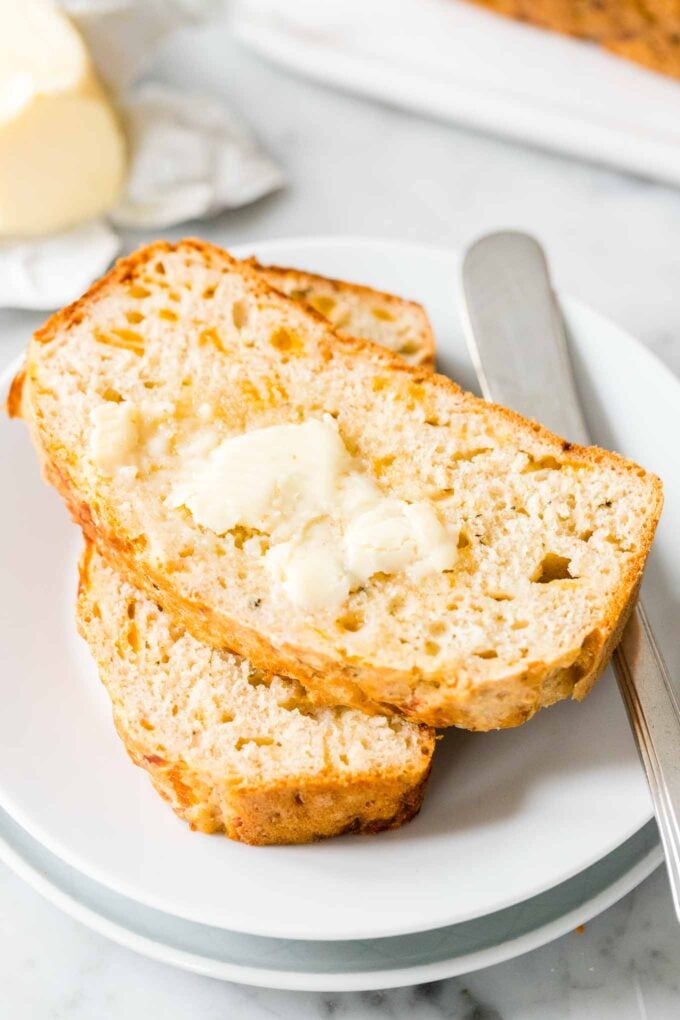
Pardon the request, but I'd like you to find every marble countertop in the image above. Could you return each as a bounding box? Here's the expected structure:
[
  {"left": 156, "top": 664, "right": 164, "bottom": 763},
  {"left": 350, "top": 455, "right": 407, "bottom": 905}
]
[{"left": 2, "top": 20, "right": 680, "bottom": 1019}]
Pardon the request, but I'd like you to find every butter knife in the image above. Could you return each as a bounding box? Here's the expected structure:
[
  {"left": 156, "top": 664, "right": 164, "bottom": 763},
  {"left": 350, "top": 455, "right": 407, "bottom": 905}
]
[{"left": 461, "top": 231, "right": 680, "bottom": 922}]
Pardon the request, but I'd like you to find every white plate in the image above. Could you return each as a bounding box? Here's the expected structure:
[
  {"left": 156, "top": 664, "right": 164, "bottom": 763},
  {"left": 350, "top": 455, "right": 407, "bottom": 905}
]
[
  {"left": 0, "top": 237, "right": 677, "bottom": 942},
  {"left": 0, "top": 806, "right": 662, "bottom": 992},
  {"left": 235, "top": 0, "right": 680, "bottom": 189}
]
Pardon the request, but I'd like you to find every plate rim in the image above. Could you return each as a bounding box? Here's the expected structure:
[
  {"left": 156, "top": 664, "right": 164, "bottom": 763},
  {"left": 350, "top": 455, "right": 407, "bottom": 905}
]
[
  {"left": 1, "top": 234, "right": 673, "bottom": 941},
  {"left": 0, "top": 807, "right": 662, "bottom": 992}
]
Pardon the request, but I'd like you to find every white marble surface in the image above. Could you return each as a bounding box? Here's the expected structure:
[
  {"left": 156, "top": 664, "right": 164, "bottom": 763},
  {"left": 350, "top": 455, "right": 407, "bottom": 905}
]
[{"left": 2, "top": 17, "right": 680, "bottom": 1018}]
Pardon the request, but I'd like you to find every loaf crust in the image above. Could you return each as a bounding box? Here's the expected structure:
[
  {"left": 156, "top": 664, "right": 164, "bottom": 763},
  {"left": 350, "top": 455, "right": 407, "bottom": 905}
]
[
  {"left": 14, "top": 239, "right": 663, "bottom": 730},
  {"left": 252, "top": 260, "right": 435, "bottom": 367}
]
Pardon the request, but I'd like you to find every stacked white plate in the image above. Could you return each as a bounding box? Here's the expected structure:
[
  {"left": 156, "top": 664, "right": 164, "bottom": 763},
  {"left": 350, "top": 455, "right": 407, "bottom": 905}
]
[{"left": 1, "top": 237, "right": 677, "bottom": 991}]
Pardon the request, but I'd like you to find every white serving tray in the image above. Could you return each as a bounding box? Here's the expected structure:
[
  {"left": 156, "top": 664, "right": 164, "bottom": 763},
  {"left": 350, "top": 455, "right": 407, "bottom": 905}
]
[{"left": 235, "top": 0, "right": 680, "bottom": 188}]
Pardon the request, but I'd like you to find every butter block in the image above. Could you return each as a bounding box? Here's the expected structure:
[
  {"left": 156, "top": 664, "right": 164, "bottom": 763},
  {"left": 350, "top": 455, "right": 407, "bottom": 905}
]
[{"left": 0, "top": 0, "right": 126, "bottom": 237}]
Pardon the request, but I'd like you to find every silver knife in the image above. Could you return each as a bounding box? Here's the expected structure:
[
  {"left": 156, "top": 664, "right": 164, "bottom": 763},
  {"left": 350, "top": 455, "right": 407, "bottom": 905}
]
[{"left": 461, "top": 231, "right": 680, "bottom": 922}]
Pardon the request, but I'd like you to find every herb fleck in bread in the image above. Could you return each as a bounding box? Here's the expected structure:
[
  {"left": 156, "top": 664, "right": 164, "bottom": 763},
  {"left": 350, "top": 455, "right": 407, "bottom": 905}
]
[
  {"left": 251, "top": 260, "right": 435, "bottom": 367},
  {"left": 15, "top": 239, "right": 663, "bottom": 730},
  {"left": 77, "top": 544, "right": 434, "bottom": 844}
]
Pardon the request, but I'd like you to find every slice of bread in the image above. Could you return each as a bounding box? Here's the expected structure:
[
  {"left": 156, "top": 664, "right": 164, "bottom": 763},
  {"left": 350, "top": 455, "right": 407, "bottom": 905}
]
[
  {"left": 15, "top": 239, "right": 663, "bottom": 730},
  {"left": 251, "top": 260, "right": 435, "bottom": 367},
  {"left": 77, "top": 544, "right": 434, "bottom": 844}
]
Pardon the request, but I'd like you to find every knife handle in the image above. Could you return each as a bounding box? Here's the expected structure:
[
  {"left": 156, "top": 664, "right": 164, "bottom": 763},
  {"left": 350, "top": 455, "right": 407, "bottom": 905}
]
[{"left": 616, "top": 602, "right": 680, "bottom": 918}]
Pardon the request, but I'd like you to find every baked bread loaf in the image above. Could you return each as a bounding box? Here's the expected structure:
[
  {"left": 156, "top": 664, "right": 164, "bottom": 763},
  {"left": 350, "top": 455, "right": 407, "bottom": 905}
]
[
  {"left": 14, "top": 239, "right": 662, "bottom": 730},
  {"left": 465, "top": 1, "right": 680, "bottom": 80},
  {"left": 252, "top": 260, "right": 435, "bottom": 367},
  {"left": 77, "top": 544, "right": 434, "bottom": 843}
]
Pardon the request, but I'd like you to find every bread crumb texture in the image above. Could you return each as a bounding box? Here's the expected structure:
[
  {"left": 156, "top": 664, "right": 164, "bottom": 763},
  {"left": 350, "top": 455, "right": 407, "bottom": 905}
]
[
  {"left": 77, "top": 545, "right": 433, "bottom": 843},
  {"left": 22, "top": 240, "right": 663, "bottom": 729}
]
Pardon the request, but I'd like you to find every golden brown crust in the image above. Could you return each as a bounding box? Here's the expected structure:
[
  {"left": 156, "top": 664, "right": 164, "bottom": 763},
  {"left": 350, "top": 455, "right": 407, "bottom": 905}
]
[
  {"left": 466, "top": 0, "right": 680, "bottom": 80},
  {"left": 20, "top": 238, "right": 663, "bottom": 730},
  {"left": 123, "top": 729, "right": 431, "bottom": 844},
  {"left": 6, "top": 364, "right": 25, "bottom": 419},
  {"left": 84, "top": 517, "right": 648, "bottom": 730}
]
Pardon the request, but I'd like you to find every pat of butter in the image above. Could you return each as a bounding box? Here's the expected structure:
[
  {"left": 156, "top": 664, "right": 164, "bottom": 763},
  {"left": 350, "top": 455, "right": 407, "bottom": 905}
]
[
  {"left": 90, "top": 402, "right": 140, "bottom": 476},
  {"left": 171, "top": 417, "right": 458, "bottom": 611},
  {"left": 0, "top": 0, "right": 126, "bottom": 237},
  {"left": 266, "top": 521, "right": 350, "bottom": 611},
  {"left": 90, "top": 399, "right": 178, "bottom": 477},
  {"left": 169, "top": 418, "right": 354, "bottom": 541},
  {"left": 346, "top": 500, "right": 457, "bottom": 584}
]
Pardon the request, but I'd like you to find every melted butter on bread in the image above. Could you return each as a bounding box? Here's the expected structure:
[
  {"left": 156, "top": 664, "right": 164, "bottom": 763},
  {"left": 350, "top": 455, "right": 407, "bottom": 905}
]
[{"left": 167, "top": 417, "right": 458, "bottom": 610}]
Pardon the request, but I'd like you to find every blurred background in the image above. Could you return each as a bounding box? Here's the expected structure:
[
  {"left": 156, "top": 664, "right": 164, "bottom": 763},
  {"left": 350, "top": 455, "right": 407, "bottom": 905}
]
[
  {"left": 2, "top": 0, "right": 680, "bottom": 379},
  {"left": 3, "top": 1, "right": 680, "bottom": 1017}
]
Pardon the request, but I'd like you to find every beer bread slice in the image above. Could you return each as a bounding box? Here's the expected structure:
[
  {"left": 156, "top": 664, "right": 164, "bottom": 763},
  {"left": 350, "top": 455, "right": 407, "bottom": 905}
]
[
  {"left": 15, "top": 239, "right": 663, "bottom": 729},
  {"left": 77, "top": 544, "right": 434, "bottom": 844},
  {"left": 252, "top": 260, "right": 435, "bottom": 367}
]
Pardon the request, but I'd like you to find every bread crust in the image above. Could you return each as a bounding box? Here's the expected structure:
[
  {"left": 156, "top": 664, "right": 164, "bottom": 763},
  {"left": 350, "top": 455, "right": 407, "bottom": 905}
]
[
  {"left": 18, "top": 239, "right": 664, "bottom": 730},
  {"left": 6, "top": 365, "right": 26, "bottom": 420},
  {"left": 122, "top": 728, "right": 432, "bottom": 844},
  {"left": 250, "top": 259, "right": 436, "bottom": 368}
]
